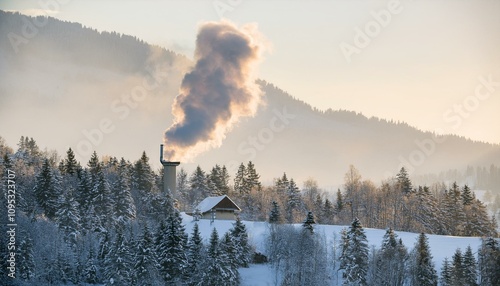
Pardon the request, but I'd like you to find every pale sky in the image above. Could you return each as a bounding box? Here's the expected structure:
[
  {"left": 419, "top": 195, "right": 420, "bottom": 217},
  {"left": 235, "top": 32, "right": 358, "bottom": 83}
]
[{"left": 2, "top": 0, "right": 500, "bottom": 144}]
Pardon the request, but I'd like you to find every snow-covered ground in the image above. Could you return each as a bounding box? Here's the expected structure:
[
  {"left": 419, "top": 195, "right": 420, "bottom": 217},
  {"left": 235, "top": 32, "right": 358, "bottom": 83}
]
[{"left": 181, "top": 213, "right": 484, "bottom": 285}]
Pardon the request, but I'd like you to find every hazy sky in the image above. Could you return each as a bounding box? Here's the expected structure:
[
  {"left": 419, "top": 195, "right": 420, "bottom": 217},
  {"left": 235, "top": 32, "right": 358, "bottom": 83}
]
[{"left": 2, "top": 0, "right": 500, "bottom": 144}]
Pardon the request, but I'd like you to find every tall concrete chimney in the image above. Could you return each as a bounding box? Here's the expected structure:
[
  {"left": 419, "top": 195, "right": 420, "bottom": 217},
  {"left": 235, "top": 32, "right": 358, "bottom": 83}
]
[{"left": 160, "top": 144, "right": 180, "bottom": 197}]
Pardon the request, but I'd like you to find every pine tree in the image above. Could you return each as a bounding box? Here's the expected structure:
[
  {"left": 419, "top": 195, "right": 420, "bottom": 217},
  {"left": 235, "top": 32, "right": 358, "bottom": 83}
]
[
  {"left": 340, "top": 217, "right": 369, "bottom": 286},
  {"left": 396, "top": 167, "right": 413, "bottom": 194},
  {"left": 18, "top": 234, "right": 35, "bottom": 281},
  {"left": 410, "top": 233, "right": 438, "bottom": 286},
  {"left": 323, "top": 198, "right": 334, "bottom": 225},
  {"left": 462, "top": 245, "right": 478, "bottom": 286},
  {"left": 451, "top": 248, "right": 465, "bottom": 286},
  {"left": 92, "top": 168, "right": 114, "bottom": 229},
  {"left": 231, "top": 216, "right": 252, "bottom": 267},
  {"left": 177, "top": 168, "right": 190, "bottom": 208},
  {"left": 189, "top": 166, "right": 209, "bottom": 206},
  {"left": 375, "top": 228, "right": 407, "bottom": 286},
  {"left": 33, "top": 158, "right": 61, "bottom": 219},
  {"left": 206, "top": 173, "right": 221, "bottom": 197},
  {"left": 82, "top": 247, "right": 99, "bottom": 284},
  {"left": 104, "top": 231, "right": 133, "bottom": 285},
  {"left": 302, "top": 211, "right": 316, "bottom": 234},
  {"left": 133, "top": 224, "right": 160, "bottom": 285},
  {"left": 234, "top": 163, "right": 248, "bottom": 195},
  {"left": 76, "top": 169, "right": 92, "bottom": 218},
  {"left": 246, "top": 161, "right": 262, "bottom": 192},
  {"left": 415, "top": 186, "right": 445, "bottom": 234},
  {"left": 286, "top": 178, "right": 301, "bottom": 223},
  {"left": 55, "top": 190, "right": 81, "bottom": 244},
  {"left": 63, "top": 147, "right": 79, "bottom": 175},
  {"left": 156, "top": 210, "right": 189, "bottom": 284},
  {"left": 88, "top": 151, "right": 101, "bottom": 184},
  {"left": 462, "top": 184, "right": 474, "bottom": 206},
  {"left": 269, "top": 201, "right": 282, "bottom": 224},
  {"left": 187, "top": 223, "right": 205, "bottom": 286},
  {"left": 219, "top": 165, "right": 231, "bottom": 195},
  {"left": 275, "top": 173, "right": 289, "bottom": 196},
  {"left": 478, "top": 237, "right": 500, "bottom": 286},
  {"left": 203, "top": 228, "right": 226, "bottom": 286},
  {"left": 112, "top": 158, "right": 136, "bottom": 229},
  {"left": 220, "top": 232, "right": 240, "bottom": 286},
  {"left": 133, "top": 151, "right": 155, "bottom": 195},
  {"left": 440, "top": 258, "right": 452, "bottom": 286}
]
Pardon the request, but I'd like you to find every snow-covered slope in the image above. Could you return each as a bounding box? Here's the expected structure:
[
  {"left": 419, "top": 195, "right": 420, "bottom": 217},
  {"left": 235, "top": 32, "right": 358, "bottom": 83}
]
[{"left": 181, "top": 213, "right": 483, "bottom": 285}]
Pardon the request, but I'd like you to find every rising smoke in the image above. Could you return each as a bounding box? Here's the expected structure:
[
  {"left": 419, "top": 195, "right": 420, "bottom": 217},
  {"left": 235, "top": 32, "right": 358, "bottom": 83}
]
[{"left": 163, "top": 21, "right": 265, "bottom": 161}]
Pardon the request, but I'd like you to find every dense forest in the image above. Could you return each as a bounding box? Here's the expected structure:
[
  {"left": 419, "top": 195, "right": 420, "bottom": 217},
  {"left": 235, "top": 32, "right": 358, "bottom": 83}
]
[{"left": 1, "top": 135, "right": 499, "bottom": 285}]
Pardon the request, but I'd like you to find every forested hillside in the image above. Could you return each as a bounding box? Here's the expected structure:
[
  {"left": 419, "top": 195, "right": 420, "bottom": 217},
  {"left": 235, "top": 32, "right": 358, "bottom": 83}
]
[
  {"left": 1, "top": 10, "right": 500, "bottom": 188},
  {"left": 1, "top": 136, "right": 499, "bottom": 285}
]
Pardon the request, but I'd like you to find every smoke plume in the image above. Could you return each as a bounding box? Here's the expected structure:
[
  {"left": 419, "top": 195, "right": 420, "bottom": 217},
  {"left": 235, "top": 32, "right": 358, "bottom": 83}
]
[{"left": 163, "top": 21, "right": 265, "bottom": 161}]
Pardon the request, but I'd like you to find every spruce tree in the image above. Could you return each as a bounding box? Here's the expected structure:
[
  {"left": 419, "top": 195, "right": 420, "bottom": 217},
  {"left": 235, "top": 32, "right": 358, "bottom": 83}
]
[
  {"left": 396, "top": 167, "right": 413, "bottom": 194},
  {"left": 177, "top": 168, "right": 190, "bottom": 208},
  {"left": 82, "top": 247, "right": 99, "bottom": 284},
  {"left": 230, "top": 216, "right": 252, "bottom": 267},
  {"left": 112, "top": 158, "right": 136, "bottom": 229},
  {"left": 234, "top": 163, "right": 247, "bottom": 195},
  {"left": 104, "top": 231, "right": 133, "bottom": 285},
  {"left": 33, "top": 158, "right": 61, "bottom": 220},
  {"left": 64, "top": 147, "right": 79, "bottom": 175},
  {"left": 220, "top": 232, "right": 240, "bottom": 286},
  {"left": 462, "top": 245, "right": 478, "bottom": 286},
  {"left": 156, "top": 210, "right": 189, "bottom": 284},
  {"left": 203, "top": 228, "right": 226, "bottom": 286},
  {"left": 133, "top": 224, "right": 160, "bottom": 285},
  {"left": 219, "top": 165, "right": 231, "bottom": 195},
  {"left": 133, "top": 151, "right": 155, "bottom": 195},
  {"left": 18, "top": 234, "right": 35, "bottom": 281},
  {"left": 87, "top": 151, "right": 101, "bottom": 184},
  {"left": 187, "top": 223, "right": 205, "bottom": 286},
  {"left": 440, "top": 258, "right": 452, "bottom": 286},
  {"left": 55, "top": 190, "right": 81, "bottom": 244},
  {"left": 340, "top": 217, "right": 369, "bottom": 286},
  {"left": 246, "top": 161, "right": 262, "bottom": 192},
  {"left": 410, "top": 233, "right": 438, "bottom": 286},
  {"left": 92, "top": 168, "right": 113, "bottom": 229},
  {"left": 478, "top": 237, "right": 500, "bottom": 286},
  {"left": 286, "top": 178, "right": 301, "bottom": 223},
  {"left": 302, "top": 211, "right": 316, "bottom": 234},
  {"left": 451, "top": 248, "right": 465, "bottom": 285},
  {"left": 462, "top": 184, "right": 474, "bottom": 206},
  {"left": 323, "top": 198, "right": 334, "bottom": 224},
  {"left": 189, "top": 166, "right": 209, "bottom": 206},
  {"left": 269, "top": 201, "right": 282, "bottom": 224},
  {"left": 375, "top": 228, "right": 407, "bottom": 286}
]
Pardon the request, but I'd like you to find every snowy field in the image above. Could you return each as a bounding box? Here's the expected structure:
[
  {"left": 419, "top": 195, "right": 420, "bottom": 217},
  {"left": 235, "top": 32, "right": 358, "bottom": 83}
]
[{"left": 181, "top": 213, "right": 484, "bottom": 285}]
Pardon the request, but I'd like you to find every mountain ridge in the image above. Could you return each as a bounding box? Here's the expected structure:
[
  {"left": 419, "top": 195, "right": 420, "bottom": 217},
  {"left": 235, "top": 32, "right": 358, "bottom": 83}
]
[{"left": 1, "top": 10, "right": 499, "bottom": 187}]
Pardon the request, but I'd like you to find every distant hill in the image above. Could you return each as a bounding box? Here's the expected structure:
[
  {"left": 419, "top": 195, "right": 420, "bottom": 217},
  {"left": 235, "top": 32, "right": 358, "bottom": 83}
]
[{"left": 1, "top": 10, "right": 499, "bottom": 189}]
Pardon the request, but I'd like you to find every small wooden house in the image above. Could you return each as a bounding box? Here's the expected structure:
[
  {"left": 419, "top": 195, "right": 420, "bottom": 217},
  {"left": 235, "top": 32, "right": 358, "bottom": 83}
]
[{"left": 194, "top": 195, "right": 241, "bottom": 220}]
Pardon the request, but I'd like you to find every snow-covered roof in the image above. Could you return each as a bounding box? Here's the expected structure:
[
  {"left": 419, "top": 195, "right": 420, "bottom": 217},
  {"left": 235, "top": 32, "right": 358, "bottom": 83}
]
[{"left": 195, "top": 195, "right": 241, "bottom": 213}]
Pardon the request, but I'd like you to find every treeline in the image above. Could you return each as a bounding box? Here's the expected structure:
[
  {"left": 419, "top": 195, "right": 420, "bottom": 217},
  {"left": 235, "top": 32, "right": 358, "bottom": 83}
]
[
  {"left": 175, "top": 160, "right": 497, "bottom": 237},
  {"left": 0, "top": 135, "right": 498, "bottom": 285},
  {"left": 265, "top": 213, "right": 500, "bottom": 285},
  {"left": 414, "top": 165, "right": 500, "bottom": 193},
  {"left": 0, "top": 136, "right": 252, "bottom": 285}
]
